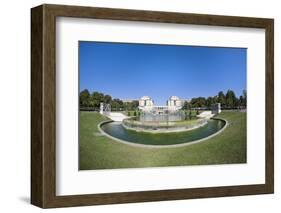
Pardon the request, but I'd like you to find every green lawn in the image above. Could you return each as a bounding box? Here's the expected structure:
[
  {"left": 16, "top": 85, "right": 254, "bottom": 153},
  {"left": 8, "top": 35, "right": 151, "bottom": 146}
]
[{"left": 79, "top": 111, "right": 246, "bottom": 170}]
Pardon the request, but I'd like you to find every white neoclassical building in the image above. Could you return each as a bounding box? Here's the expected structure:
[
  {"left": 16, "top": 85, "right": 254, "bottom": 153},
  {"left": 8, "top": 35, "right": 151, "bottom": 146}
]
[
  {"left": 138, "top": 96, "right": 183, "bottom": 113},
  {"left": 167, "top": 96, "right": 183, "bottom": 110},
  {"left": 138, "top": 96, "right": 154, "bottom": 110}
]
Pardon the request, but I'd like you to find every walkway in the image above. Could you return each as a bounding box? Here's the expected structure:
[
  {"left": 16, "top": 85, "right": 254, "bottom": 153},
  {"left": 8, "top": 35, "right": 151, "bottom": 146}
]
[
  {"left": 197, "top": 111, "right": 215, "bottom": 119},
  {"left": 102, "top": 112, "right": 128, "bottom": 121}
]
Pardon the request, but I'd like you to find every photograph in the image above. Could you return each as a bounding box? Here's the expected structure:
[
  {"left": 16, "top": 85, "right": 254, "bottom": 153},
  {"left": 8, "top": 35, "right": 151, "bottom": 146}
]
[
  {"left": 29, "top": 3, "right": 274, "bottom": 208},
  {"left": 78, "top": 41, "right": 247, "bottom": 170}
]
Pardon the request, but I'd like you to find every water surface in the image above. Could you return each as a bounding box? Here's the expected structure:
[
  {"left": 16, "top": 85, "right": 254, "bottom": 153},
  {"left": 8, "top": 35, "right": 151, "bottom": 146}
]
[{"left": 101, "top": 119, "right": 225, "bottom": 145}]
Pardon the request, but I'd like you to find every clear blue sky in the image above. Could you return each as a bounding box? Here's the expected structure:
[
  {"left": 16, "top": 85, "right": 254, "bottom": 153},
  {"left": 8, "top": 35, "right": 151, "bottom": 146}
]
[{"left": 79, "top": 41, "right": 246, "bottom": 105}]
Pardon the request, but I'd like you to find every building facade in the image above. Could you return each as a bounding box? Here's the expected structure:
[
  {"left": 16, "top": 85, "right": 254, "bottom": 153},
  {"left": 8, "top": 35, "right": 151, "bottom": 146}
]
[
  {"left": 138, "top": 96, "right": 154, "bottom": 111},
  {"left": 138, "top": 96, "right": 183, "bottom": 113}
]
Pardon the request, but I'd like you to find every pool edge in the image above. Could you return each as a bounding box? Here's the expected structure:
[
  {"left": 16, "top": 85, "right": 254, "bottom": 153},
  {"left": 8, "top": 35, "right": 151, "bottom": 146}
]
[{"left": 97, "top": 118, "right": 228, "bottom": 149}]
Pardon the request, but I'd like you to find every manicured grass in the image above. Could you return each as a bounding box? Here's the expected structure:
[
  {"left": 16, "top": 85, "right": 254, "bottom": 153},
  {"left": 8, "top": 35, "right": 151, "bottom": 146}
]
[{"left": 79, "top": 111, "right": 246, "bottom": 170}]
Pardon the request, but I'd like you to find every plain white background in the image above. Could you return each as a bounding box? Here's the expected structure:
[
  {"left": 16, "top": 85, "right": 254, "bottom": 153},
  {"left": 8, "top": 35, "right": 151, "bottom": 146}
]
[{"left": 0, "top": 0, "right": 279, "bottom": 212}]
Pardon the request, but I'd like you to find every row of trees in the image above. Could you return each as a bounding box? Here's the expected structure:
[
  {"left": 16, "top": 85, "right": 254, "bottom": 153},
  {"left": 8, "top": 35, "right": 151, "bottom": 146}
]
[
  {"left": 80, "top": 89, "right": 247, "bottom": 111},
  {"left": 79, "top": 90, "right": 139, "bottom": 111},
  {"left": 182, "top": 90, "right": 247, "bottom": 110}
]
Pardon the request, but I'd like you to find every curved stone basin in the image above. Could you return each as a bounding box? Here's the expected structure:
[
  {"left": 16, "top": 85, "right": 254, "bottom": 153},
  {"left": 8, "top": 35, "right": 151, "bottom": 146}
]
[
  {"left": 122, "top": 117, "right": 207, "bottom": 133},
  {"left": 100, "top": 118, "right": 226, "bottom": 146}
]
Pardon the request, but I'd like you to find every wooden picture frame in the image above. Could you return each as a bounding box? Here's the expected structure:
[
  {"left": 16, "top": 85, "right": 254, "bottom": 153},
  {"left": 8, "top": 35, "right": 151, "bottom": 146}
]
[{"left": 31, "top": 4, "right": 274, "bottom": 208}]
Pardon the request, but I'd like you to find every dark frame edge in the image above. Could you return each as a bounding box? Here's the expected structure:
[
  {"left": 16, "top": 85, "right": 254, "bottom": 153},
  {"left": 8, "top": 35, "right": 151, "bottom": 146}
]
[
  {"left": 31, "top": 5, "right": 44, "bottom": 208},
  {"left": 31, "top": 4, "right": 57, "bottom": 208},
  {"left": 41, "top": 3, "right": 273, "bottom": 28},
  {"left": 265, "top": 19, "right": 274, "bottom": 194},
  {"left": 46, "top": 184, "right": 271, "bottom": 208}
]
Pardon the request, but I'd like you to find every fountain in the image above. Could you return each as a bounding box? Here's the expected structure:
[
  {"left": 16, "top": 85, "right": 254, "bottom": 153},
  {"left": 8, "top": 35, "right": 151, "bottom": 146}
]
[
  {"left": 122, "top": 96, "right": 206, "bottom": 133},
  {"left": 99, "top": 96, "right": 226, "bottom": 146}
]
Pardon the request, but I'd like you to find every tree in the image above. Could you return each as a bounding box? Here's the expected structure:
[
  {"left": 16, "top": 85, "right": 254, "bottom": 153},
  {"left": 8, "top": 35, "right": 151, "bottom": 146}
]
[
  {"left": 225, "top": 90, "right": 238, "bottom": 108},
  {"left": 131, "top": 101, "right": 139, "bottom": 110},
  {"left": 190, "top": 97, "right": 206, "bottom": 108},
  {"left": 111, "top": 99, "right": 124, "bottom": 111},
  {"left": 217, "top": 91, "right": 226, "bottom": 107},
  {"left": 239, "top": 95, "right": 244, "bottom": 107},
  {"left": 79, "top": 89, "right": 90, "bottom": 107},
  {"left": 87, "top": 91, "right": 104, "bottom": 109},
  {"left": 182, "top": 101, "right": 190, "bottom": 110},
  {"left": 104, "top": 95, "right": 112, "bottom": 104},
  {"left": 123, "top": 100, "right": 139, "bottom": 111},
  {"left": 242, "top": 89, "right": 247, "bottom": 107},
  {"left": 189, "top": 110, "right": 192, "bottom": 120},
  {"left": 184, "top": 110, "right": 188, "bottom": 120},
  {"left": 206, "top": 96, "right": 215, "bottom": 108}
]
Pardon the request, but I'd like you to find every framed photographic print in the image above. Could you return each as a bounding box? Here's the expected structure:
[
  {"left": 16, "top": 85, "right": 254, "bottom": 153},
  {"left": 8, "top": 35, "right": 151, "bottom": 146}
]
[{"left": 31, "top": 4, "right": 274, "bottom": 208}]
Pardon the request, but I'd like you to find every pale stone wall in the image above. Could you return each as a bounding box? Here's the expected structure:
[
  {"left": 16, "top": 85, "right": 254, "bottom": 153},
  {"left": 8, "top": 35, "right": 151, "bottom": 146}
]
[
  {"left": 139, "top": 96, "right": 154, "bottom": 111},
  {"left": 139, "top": 96, "right": 183, "bottom": 112}
]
